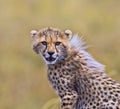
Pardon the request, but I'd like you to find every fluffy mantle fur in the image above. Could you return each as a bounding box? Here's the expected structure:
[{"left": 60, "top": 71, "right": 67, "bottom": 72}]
[{"left": 69, "top": 34, "right": 105, "bottom": 72}]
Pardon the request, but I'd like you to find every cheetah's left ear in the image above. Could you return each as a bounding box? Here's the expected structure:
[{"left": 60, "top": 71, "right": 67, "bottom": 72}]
[{"left": 64, "top": 30, "right": 72, "bottom": 40}]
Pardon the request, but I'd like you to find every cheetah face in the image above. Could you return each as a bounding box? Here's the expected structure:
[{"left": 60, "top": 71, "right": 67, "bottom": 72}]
[
  {"left": 30, "top": 27, "right": 72, "bottom": 64},
  {"left": 39, "top": 40, "right": 65, "bottom": 64}
]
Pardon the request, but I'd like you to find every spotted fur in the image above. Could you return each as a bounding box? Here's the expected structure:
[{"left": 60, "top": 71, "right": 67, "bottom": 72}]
[{"left": 30, "top": 27, "right": 120, "bottom": 109}]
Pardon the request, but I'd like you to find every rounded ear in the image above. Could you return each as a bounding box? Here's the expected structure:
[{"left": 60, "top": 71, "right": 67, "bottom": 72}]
[
  {"left": 30, "top": 30, "right": 38, "bottom": 39},
  {"left": 64, "top": 29, "right": 72, "bottom": 40}
]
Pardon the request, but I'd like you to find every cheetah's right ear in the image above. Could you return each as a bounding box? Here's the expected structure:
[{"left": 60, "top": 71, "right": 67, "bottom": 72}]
[
  {"left": 30, "top": 30, "right": 39, "bottom": 54},
  {"left": 30, "top": 30, "right": 38, "bottom": 39},
  {"left": 64, "top": 29, "right": 72, "bottom": 40}
]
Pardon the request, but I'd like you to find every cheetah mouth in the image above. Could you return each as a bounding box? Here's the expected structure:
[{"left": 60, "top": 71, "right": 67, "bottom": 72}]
[{"left": 45, "top": 56, "right": 56, "bottom": 63}]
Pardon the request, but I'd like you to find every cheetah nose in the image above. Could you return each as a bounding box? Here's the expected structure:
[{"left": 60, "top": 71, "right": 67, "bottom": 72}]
[{"left": 47, "top": 51, "right": 55, "bottom": 56}]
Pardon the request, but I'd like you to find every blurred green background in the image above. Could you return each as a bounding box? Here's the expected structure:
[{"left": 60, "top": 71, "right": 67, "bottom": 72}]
[{"left": 0, "top": 0, "right": 120, "bottom": 109}]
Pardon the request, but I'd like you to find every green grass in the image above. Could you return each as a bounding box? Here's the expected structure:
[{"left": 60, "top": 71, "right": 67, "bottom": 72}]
[
  {"left": 41, "top": 98, "right": 59, "bottom": 109},
  {"left": 0, "top": 0, "right": 120, "bottom": 109}
]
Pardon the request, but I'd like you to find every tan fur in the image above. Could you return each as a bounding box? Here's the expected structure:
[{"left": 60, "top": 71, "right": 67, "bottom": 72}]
[{"left": 30, "top": 27, "right": 120, "bottom": 109}]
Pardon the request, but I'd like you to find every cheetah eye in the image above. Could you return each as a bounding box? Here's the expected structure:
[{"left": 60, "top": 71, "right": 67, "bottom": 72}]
[
  {"left": 41, "top": 41, "right": 47, "bottom": 46},
  {"left": 55, "top": 41, "right": 61, "bottom": 46}
]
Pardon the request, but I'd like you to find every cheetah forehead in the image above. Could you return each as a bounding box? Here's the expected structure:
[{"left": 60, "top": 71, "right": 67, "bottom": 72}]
[
  {"left": 35, "top": 27, "right": 72, "bottom": 41},
  {"left": 38, "top": 27, "right": 63, "bottom": 37}
]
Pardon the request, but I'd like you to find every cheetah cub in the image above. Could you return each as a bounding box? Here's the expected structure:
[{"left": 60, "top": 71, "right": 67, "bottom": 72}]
[{"left": 30, "top": 27, "right": 120, "bottom": 109}]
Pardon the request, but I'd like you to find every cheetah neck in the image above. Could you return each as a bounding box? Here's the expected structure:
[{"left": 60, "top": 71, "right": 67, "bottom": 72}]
[{"left": 47, "top": 49, "right": 104, "bottom": 74}]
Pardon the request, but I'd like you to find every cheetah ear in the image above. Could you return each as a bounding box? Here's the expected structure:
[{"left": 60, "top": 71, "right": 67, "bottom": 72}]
[
  {"left": 64, "top": 30, "right": 72, "bottom": 40},
  {"left": 30, "top": 30, "right": 39, "bottom": 54},
  {"left": 30, "top": 30, "right": 38, "bottom": 39}
]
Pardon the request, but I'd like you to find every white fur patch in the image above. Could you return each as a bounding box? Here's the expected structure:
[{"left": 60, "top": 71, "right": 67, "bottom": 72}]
[
  {"left": 69, "top": 34, "right": 105, "bottom": 72},
  {"left": 70, "top": 34, "right": 88, "bottom": 50}
]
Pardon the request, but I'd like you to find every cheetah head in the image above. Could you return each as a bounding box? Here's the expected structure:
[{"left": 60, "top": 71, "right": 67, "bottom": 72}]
[{"left": 30, "top": 27, "right": 72, "bottom": 64}]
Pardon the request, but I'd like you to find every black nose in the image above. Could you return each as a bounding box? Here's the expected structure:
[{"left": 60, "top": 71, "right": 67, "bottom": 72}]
[{"left": 47, "top": 51, "right": 54, "bottom": 56}]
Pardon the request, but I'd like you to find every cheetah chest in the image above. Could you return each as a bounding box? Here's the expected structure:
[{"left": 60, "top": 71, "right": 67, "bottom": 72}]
[{"left": 47, "top": 65, "right": 76, "bottom": 96}]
